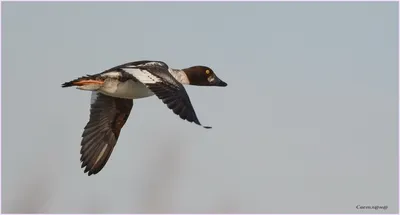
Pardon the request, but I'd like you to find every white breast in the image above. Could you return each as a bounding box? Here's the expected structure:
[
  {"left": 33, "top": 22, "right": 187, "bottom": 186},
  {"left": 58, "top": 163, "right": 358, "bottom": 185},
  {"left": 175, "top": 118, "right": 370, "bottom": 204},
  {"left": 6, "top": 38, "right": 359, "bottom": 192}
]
[{"left": 99, "top": 79, "right": 154, "bottom": 99}]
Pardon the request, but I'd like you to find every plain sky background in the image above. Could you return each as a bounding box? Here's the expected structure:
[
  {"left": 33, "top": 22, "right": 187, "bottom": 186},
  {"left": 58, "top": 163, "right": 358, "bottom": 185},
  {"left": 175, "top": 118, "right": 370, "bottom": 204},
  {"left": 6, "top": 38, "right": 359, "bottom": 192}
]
[{"left": 1, "top": 2, "right": 398, "bottom": 214}]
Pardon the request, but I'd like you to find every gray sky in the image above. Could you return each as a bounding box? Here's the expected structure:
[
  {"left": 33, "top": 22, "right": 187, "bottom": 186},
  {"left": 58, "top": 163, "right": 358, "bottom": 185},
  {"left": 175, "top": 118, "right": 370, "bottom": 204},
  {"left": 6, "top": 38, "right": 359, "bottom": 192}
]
[{"left": 2, "top": 2, "right": 398, "bottom": 214}]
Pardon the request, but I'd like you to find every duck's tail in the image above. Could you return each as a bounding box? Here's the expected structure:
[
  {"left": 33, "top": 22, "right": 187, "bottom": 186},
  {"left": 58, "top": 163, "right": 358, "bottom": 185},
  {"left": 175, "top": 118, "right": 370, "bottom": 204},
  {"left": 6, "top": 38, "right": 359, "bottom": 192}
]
[{"left": 62, "top": 75, "right": 105, "bottom": 91}]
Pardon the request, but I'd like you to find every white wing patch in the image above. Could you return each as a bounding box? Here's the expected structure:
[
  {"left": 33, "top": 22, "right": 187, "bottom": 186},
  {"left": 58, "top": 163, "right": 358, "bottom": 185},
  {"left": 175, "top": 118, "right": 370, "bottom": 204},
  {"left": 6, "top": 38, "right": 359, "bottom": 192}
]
[
  {"left": 143, "top": 62, "right": 164, "bottom": 67},
  {"left": 94, "top": 144, "right": 108, "bottom": 167},
  {"left": 128, "top": 61, "right": 165, "bottom": 68},
  {"left": 101, "top": 71, "right": 121, "bottom": 78},
  {"left": 124, "top": 68, "right": 162, "bottom": 84},
  {"left": 90, "top": 92, "right": 99, "bottom": 104}
]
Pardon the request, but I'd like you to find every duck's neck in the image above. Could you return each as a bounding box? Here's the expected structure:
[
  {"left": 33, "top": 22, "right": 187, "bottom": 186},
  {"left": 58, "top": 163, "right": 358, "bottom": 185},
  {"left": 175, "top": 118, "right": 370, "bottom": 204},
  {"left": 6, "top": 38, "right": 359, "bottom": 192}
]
[{"left": 169, "top": 68, "right": 190, "bottom": 85}]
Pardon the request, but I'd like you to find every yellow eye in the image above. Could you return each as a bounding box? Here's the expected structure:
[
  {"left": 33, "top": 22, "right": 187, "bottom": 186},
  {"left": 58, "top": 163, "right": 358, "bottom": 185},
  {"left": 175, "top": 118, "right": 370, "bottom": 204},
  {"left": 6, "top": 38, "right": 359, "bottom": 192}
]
[{"left": 205, "top": 70, "right": 210, "bottom": 75}]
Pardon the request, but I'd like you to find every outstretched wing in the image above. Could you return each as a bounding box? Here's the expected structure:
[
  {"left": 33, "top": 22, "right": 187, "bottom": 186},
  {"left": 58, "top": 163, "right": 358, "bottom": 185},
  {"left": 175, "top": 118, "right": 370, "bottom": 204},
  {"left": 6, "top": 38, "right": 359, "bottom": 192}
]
[
  {"left": 80, "top": 92, "right": 133, "bottom": 176},
  {"left": 122, "top": 62, "right": 211, "bottom": 129}
]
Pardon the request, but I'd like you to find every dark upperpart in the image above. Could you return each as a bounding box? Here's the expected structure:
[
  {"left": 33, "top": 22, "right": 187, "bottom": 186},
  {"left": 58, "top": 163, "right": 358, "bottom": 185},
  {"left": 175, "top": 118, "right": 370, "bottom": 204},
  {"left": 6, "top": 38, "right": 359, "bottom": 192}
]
[{"left": 182, "top": 66, "right": 228, "bottom": 87}]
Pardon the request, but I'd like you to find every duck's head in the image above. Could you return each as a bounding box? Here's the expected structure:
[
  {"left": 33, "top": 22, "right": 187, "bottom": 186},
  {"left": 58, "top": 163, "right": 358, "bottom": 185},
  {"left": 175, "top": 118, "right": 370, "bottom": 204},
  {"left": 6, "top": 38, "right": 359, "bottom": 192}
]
[{"left": 182, "top": 66, "right": 228, "bottom": 87}]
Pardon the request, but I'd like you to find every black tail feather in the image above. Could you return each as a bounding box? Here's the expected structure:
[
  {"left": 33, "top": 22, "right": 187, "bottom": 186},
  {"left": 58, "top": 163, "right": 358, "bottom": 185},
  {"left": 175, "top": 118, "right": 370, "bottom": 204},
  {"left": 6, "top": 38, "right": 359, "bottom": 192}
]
[{"left": 61, "top": 75, "right": 96, "bottom": 88}]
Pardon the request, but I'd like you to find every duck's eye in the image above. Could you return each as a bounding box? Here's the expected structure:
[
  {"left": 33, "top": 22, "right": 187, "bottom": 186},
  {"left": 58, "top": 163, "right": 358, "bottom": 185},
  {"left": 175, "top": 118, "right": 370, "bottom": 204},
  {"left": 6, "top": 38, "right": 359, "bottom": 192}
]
[{"left": 205, "top": 69, "right": 210, "bottom": 75}]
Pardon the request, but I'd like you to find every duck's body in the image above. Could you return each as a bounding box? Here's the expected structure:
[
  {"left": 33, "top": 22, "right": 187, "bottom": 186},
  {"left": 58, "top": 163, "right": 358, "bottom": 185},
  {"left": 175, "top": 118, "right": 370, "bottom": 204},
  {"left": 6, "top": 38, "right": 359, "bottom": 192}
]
[
  {"left": 66, "top": 61, "right": 179, "bottom": 98},
  {"left": 62, "top": 60, "right": 227, "bottom": 176}
]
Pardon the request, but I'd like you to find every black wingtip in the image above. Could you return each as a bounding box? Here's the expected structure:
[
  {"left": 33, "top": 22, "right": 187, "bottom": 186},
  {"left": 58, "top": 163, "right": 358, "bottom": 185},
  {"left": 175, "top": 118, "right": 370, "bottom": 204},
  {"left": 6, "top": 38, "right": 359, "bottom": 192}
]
[
  {"left": 194, "top": 120, "right": 212, "bottom": 129},
  {"left": 83, "top": 165, "right": 96, "bottom": 176}
]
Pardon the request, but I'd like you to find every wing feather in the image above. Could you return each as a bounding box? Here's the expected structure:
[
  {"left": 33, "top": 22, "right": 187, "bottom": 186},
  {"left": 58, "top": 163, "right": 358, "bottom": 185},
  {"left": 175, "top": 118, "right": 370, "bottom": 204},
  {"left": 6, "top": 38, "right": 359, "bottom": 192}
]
[
  {"left": 80, "top": 92, "right": 133, "bottom": 175},
  {"left": 121, "top": 63, "right": 211, "bottom": 129}
]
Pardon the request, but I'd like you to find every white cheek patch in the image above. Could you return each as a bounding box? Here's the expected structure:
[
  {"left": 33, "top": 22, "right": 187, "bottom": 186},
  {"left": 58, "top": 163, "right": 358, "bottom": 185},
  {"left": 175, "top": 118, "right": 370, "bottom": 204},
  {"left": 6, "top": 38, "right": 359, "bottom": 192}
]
[
  {"left": 125, "top": 68, "right": 162, "bottom": 84},
  {"left": 207, "top": 75, "right": 215, "bottom": 83}
]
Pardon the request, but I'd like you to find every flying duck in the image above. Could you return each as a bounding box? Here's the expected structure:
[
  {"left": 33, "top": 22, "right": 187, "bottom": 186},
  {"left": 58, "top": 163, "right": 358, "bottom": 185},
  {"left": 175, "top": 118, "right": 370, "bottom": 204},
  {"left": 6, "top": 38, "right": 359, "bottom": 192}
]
[{"left": 61, "top": 60, "right": 227, "bottom": 175}]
